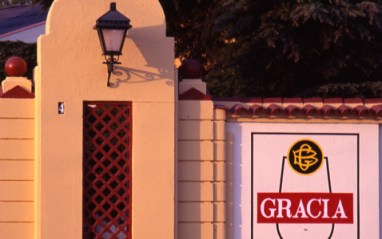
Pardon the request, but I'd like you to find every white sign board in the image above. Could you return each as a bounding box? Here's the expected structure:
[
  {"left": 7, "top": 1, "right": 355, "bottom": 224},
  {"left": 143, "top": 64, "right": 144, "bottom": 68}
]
[{"left": 227, "top": 123, "right": 381, "bottom": 239}]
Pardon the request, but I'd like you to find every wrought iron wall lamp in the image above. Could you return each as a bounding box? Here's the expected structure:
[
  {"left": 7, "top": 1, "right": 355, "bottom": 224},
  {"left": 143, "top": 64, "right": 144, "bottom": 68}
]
[{"left": 95, "top": 2, "right": 132, "bottom": 86}]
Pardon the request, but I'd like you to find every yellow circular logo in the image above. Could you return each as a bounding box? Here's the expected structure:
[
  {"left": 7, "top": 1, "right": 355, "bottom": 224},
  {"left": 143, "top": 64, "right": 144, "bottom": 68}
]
[{"left": 287, "top": 139, "right": 324, "bottom": 175}]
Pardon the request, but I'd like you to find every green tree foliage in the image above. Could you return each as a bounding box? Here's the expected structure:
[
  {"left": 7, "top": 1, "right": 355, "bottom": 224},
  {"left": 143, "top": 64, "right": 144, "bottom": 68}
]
[
  {"left": 209, "top": 0, "right": 382, "bottom": 97},
  {"left": 0, "top": 41, "right": 36, "bottom": 80},
  {"left": 165, "top": 0, "right": 382, "bottom": 97},
  {"left": 170, "top": 0, "right": 225, "bottom": 75}
]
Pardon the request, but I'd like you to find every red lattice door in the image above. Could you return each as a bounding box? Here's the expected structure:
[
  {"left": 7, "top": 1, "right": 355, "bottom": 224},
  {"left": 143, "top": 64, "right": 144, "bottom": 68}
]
[{"left": 83, "top": 102, "right": 132, "bottom": 239}]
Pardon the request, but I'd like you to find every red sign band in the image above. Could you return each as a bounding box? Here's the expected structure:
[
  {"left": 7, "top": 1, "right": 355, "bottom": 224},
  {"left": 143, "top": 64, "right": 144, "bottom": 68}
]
[{"left": 257, "top": 193, "right": 353, "bottom": 224}]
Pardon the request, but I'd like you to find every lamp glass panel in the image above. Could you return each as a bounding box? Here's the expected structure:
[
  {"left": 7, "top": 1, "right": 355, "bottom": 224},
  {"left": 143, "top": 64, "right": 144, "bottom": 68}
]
[{"left": 102, "top": 29, "right": 125, "bottom": 52}]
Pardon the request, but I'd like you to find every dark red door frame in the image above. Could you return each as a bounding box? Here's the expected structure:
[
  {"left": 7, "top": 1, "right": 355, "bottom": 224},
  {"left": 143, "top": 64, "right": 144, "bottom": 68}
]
[{"left": 83, "top": 102, "right": 132, "bottom": 239}]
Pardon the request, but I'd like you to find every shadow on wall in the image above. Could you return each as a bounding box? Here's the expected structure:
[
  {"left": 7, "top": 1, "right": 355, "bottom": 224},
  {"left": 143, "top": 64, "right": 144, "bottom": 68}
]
[
  {"left": 108, "top": 24, "right": 174, "bottom": 88},
  {"left": 127, "top": 24, "right": 172, "bottom": 67},
  {"left": 110, "top": 66, "right": 174, "bottom": 88}
]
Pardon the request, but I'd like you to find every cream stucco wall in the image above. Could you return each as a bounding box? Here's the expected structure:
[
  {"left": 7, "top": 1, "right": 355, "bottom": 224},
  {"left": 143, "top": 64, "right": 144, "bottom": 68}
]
[
  {"left": 177, "top": 79, "right": 229, "bottom": 239},
  {"left": 0, "top": 98, "right": 35, "bottom": 239},
  {"left": 34, "top": 0, "right": 175, "bottom": 238},
  {"left": 178, "top": 100, "right": 227, "bottom": 239}
]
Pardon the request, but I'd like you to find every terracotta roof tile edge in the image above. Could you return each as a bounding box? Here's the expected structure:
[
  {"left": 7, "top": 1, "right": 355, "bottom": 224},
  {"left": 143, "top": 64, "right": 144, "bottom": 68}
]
[{"left": 214, "top": 101, "right": 382, "bottom": 118}]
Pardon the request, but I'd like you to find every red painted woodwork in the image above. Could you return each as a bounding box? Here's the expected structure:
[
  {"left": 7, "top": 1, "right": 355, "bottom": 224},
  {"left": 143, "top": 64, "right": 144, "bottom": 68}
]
[
  {"left": 83, "top": 102, "right": 132, "bottom": 239},
  {"left": 0, "top": 85, "right": 34, "bottom": 98},
  {"left": 179, "top": 87, "right": 211, "bottom": 100},
  {"left": 181, "top": 59, "right": 202, "bottom": 78},
  {"left": 5, "top": 56, "right": 27, "bottom": 76}
]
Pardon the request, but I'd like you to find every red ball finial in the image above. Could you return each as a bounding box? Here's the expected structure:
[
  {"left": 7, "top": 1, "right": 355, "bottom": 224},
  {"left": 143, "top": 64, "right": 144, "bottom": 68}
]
[
  {"left": 5, "top": 56, "right": 27, "bottom": 77},
  {"left": 181, "top": 59, "right": 202, "bottom": 79}
]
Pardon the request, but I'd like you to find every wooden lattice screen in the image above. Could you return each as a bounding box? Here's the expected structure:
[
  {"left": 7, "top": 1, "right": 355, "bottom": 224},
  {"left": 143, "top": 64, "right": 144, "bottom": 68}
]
[{"left": 83, "top": 102, "right": 132, "bottom": 239}]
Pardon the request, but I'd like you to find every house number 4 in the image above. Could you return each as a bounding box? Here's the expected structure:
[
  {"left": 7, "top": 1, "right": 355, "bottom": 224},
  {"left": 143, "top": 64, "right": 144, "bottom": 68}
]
[{"left": 58, "top": 102, "right": 65, "bottom": 114}]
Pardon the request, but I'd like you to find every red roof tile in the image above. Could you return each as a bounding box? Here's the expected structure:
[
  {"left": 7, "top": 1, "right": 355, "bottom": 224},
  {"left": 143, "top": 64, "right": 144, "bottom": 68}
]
[
  {"left": 179, "top": 88, "right": 382, "bottom": 118},
  {"left": 214, "top": 97, "right": 382, "bottom": 118},
  {"left": 283, "top": 98, "right": 303, "bottom": 104}
]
